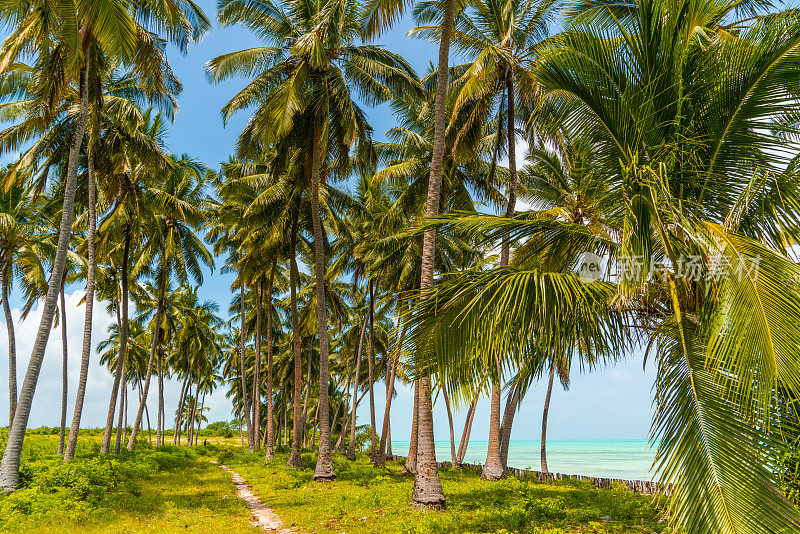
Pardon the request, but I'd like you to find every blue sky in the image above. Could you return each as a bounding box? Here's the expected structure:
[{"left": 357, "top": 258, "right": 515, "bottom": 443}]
[{"left": 0, "top": 0, "right": 657, "bottom": 444}]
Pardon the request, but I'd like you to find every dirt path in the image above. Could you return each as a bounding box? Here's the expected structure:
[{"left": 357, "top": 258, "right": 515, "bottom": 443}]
[{"left": 213, "top": 461, "right": 298, "bottom": 533}]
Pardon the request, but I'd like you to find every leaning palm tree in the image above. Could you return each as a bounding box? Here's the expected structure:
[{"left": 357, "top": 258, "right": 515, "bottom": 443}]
[
  {"left": 416, "top": 0, "right": 800, "bottom": 530},
  {"left": 209, "top": 0, "right": 420, "bottom": 480},
  {"left": 0, "top": 0, "right": 209, "bottom": 490}
]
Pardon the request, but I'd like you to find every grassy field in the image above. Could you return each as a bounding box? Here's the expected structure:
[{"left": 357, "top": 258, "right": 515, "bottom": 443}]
[
  {"left": 225, "top": 449, "right": 670, "bottom": 534},
  {"left": 0, "top": 432, "right": 259, "bottom": 533},
  {"left": 0, "top": 431, "right": 671, "bottom": 533}
]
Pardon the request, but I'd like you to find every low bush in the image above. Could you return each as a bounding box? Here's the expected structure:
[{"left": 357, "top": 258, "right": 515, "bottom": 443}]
[{"left": 0, "top": 438, "right": 200, "bottom": 526}]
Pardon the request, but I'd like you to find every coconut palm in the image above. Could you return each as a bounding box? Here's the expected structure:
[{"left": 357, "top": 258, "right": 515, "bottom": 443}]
[
  {"left": 0, "top": 0, "right": 209, "bottom": 489},
  {"left": 126, "top": 155, "right": 213, "bottom": 450},
  {"left": 97, "top": 110, "right": 173, "bottom": 454},
  {"left": 413, "top": 0, "right": 800, "bottom": 529},
  {"left": 411, "top": 0, "right": 559, "bottom": 480},
  {"left": 356, "top": 75, "right": 501, "bottom": 467},
  {"left": 209, "top": 0, "right": 420, "bottom": 480},
  {"left": 0, "top": 173, "right": 44, "bottom": 429},
  {"left": 362, "top": 0, "right": 462, "bottom": 507}
]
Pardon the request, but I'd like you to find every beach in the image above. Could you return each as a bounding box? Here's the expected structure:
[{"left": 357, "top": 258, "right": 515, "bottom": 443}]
[{"left": 391, "top": 440, "right": 656, "bottom": 480}]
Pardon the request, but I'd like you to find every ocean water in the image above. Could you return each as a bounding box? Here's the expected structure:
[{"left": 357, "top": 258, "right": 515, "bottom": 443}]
[{"left": 390, "top": 440, "right": 656, "bottom": 481}]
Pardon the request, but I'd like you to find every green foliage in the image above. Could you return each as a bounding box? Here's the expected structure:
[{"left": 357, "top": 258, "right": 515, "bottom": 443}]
[
  {"left": 205, "top": 421, "right": 235, "bottom": 437},
  {"left": 233, "top": 451, "right": 668, "bottom": 533},
  {"left": 0, "top": 435, "right": 197, "bottom": 526}
]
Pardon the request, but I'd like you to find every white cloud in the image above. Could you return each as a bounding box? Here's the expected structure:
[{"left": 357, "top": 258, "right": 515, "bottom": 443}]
[{"left": 0, "top": 288, "right": 234, "bottom": 429}]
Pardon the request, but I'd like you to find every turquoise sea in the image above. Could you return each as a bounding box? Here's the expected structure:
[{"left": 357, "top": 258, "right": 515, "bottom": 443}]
[{"left": 390, "top": 440, "right": 656, "bottom": 481}]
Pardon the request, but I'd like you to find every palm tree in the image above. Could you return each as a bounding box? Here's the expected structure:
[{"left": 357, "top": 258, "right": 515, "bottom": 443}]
[
  {"left": 171, "top": 287, "right": 222, "bottom": 445},
  {"left": 411, "top": 0, "right": 558, "bottom": 480},
  {"left": 65, "top": 68, "right": 180, "bottom": 461},
  {"left": 97, "top": 110, "right": 173, "bottom": 454},
  {"left": 0, "top": 173, "right": 43, "bottom": 429},
  {"left": 126, "top": 156, "right": 213, "bottom": 450},
  {"left": 208, "top": 157, "right": 296, "bottom": 453},
  {"left": 359, "top": 75, "right": 500, "bottom": 468},
  {"left": 0, "top": 0, "right": 209, "bottom": 489},
  {"left": 362, "top": 0, "right": 466, "bottom": 503},
  {"left": 210, "top": 0, "right": 420, "bottom": 480},
  {"left": 414, "top": 0, "right": 800, "bottom": 529},
  {"left": 97, "top": 314, "right": 151, "bottom": 450}
]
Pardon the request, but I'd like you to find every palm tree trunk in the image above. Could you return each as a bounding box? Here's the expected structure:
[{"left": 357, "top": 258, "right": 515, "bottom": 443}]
[
  {"left": 310, "top": 113, "right": 334, "bottom": 480},
  {"left": 300, "top": 349, "right": 312, "bottom": 447},
  {"left": 347, "top": 319, "right": 367, "bottom": 459},
  {"left": 457, "top": 397, "right": 478, "bottom": 465},
  {"left": 330, "top": 401, "right": 341, "bottom": 447},
  {"left": 102, "top": 230, "right": 129, "bottom": 454},
  {"left": 481, "top": 77, "right": 518, "bottom": 478},
  {"left": 253, "top": 279, "right": 262, "bottom": 449},
  {"left": 502, "top": 73, "right": 518, "bottom": 260},
  {"left": 0, "top": 55, "right": 90, "bottom": 490},
  {"left": 57, "top": 285, "right": 68, "bottom": 456},
  {"left": 143, "top": 377, "right": 151, "bottom": 444},
  {"left": 442, "top": 385, "right": 457, "bottom": 465},
  {"left": 283, "top": 398, "right": 288, "bottom": 447},
  {"left": 287, "top": 207, "right": 303, "bottom": 468},
  {"left": 335, "top": 348, "right": 356, "bottom": 452},
  {"left": 174, "top": 375, "right": 190, "bottom": 445},
  {"left": 482, "top": 361, "right": 506, "bottom": 479},
  {"left": 2, "top": 266, "right": 17, "bottom": 432},
  {"left": 188, "top": 381, "right": 199, "bottom": 447},
  {"left": 115, "top": 361, "right": 127, "bottom": 454},
  {"left": 367, "top": 280, "right": 378, "bottom": 461},
  {"left": 197, "top": 391, "right": 205, "bottom": 446},
  {"left": 276, "top": 406, "right": 282, "bottom": 448},
  {"left": 310, "top": 402, "right": 319, "bottom": 451},
  {"left": 403, "top": 380, "right": 419, "bottom": 475},
  {"left": 119, "top": 371, "right": 127, "bottom": 450},
  {"left": 265, "top": 260, "right": 277, "bottom": 461},
  {"left": 410, "top": 0, "right": 455, "bottom": 508},
  {"left": 499, "top": 382, "right": 520, "bottom": 468},
  {"left": 64, "top": 132, "right": 97, "bottom": 461},
  {"left": 127, "top": 271, "right": 166, "bottom": 451},
  {"left": 156, "top": 350, "right": 164, "bottom": 447},
  {"left": 238, "top": 282, "right": 253, "bottom": 452},
  {"left": 541, "top": 364, "right": 555, "bottom": 474},
  {"left": 375, "top": 320, "right": 407, "bottom": 467}
]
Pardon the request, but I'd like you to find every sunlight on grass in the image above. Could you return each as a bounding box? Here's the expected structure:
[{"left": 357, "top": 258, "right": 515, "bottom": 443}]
[
  {"left": 0, "top": 433, "right": 259, "bottom": 533},
  {"left": 226, "top": 448, "right": 669, "bottom": 533}
]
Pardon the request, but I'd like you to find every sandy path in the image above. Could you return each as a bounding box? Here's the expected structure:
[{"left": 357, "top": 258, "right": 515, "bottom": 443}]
[{"left": 213, "top": 461, "right": 299, "bottom": 533}]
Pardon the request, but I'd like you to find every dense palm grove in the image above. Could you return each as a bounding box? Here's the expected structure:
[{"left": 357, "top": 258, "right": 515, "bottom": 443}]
[{"left": 2, "top": 0, "right": 800, "bottom": 531}]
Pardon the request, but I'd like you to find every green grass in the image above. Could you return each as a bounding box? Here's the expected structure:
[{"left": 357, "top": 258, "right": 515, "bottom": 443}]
[
  {"left": 0, "top": 433, "right": 259, "bottom": 533},
  {"left": 0, "top": 432, "right": 672, "bottom": 533},
  {"left": 226, "top": 449, "right": 671, "bottom": 533}
]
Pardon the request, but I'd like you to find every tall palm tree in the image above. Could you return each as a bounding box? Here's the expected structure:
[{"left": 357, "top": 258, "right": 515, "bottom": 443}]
[
  {"left": 362, "top": 0, "right": 461, "bottom": 505},
  {"left": 360, "top": 75, "right": 500, "bottom": 468},
  {"left": 412, "top": 0, "right": 558, "bottom": 480},
  {"left": 126, "top": 156, "right": 213, "bottom": 450},
  {"left": 0, "top": 174, "right": 43, "bottom": 429},
  {"left": 210, "top": 0, "right": 420, "bottom": 480},
  {"left": 415, "top": 0, "right": 800, "bottom": 529},
  {"left": 0, "top": 0, "right": 209, "bottom": 490},
  {"left": 96, "top": 110, "right": 173, "bottom": 454}
]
